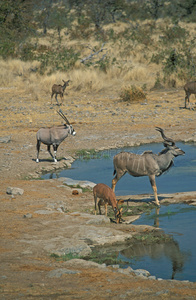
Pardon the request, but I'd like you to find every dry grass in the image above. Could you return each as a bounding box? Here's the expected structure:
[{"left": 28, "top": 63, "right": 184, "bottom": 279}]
[{"left": 0, "top": 19, "right": 195, "bottom": 100}]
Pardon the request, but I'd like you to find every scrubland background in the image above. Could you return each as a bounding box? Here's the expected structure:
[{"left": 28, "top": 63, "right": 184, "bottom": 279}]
[{"left": 0, "top": 0, "right": 196, "bottom": 102}]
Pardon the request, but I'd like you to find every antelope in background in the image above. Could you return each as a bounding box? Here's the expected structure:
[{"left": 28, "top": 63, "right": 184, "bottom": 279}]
[
  {"left": 36, "top": 110, "right": 76, "bottom": 163},
  {"left": 93, "top": 183, "right": 123, "bottom": 224},
  {"left": 184, "top": 81, "right": 196, "bottom": 110},
  {"left": 51, "top": 79, "right": 70, "bottom": 106},
  {"left": 112, "top": 127, "right": 185, "bottom": 206}
]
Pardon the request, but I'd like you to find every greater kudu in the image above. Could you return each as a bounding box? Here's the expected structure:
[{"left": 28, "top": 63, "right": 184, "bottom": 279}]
[
  {"left": 36, "top": 110, "right": 76, "bottom": 163},
  {"left": 112, "top": 127, "right": 185, "bottom": 206},
  {"left": 51, "top": 79, "right": 70, "bottom": 106}
]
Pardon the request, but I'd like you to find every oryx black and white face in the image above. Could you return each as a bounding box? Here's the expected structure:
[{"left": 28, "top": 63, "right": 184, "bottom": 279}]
[{"left": 68, "top": 124, "right": 76, "bottom": 136}]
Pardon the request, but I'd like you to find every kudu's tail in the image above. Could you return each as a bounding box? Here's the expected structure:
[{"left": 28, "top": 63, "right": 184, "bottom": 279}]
[{"left": 113, "top": 168, "right": 116, "bottom": 176}]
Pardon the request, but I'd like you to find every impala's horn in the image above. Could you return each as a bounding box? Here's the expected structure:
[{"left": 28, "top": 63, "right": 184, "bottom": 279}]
[
  {"left": 57, "top": 109, "right": 70, "bottom": 125},
  {"left": 155, "top": 127, "right": 175, "bottom": 146}
]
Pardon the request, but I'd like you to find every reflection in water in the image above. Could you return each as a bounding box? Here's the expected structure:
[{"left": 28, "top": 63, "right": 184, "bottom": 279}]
[
  {"left": 124, "top": 203, "right": 196, "bottom": 281},
  {"left": 154, "top": 207, "right": 160, "bottom": 228},
  {"left": 120, "top": 236, "right": 188, "bottom": 280}
]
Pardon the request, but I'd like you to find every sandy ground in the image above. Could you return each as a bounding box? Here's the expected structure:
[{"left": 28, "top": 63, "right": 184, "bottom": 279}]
[{"left": 0, "top": 86, "right": 196, "bottom": 299}]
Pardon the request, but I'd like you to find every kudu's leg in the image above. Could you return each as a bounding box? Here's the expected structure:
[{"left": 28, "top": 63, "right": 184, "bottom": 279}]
[
  {"left": 112, "top": 170, "right": 126, "bottom": 192},
  {"left": 36, "top": 140, "right": 41, "bottom": 163},
  {"left": 149, "top": 175, "right": 160, "bottom": 206}
]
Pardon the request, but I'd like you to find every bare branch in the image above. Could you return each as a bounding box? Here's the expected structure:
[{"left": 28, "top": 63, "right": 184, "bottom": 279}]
[{"left": 80, "top": 43, "right": 107, "bottom": 64}]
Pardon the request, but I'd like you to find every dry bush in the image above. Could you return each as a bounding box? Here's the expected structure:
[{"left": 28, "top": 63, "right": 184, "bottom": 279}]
[{"left": 120, "top": 85, "right": 146, "bottom": 103}]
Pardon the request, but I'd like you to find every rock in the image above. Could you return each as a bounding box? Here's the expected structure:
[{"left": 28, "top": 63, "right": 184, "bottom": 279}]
[
  {"left": 47, "top": 268, "right": 80, "bottom": 278},
  {"left": 48, "top": 241, "right": 92, "bottom": 257},
  {"left": 60, "top": 177, "right": 96, "bottom": 189},
  {"left": 72, "top": 188, "right": 83, "bottom": 195},
  {"left": 133, "top": 269, "right": 151, "bottom": 277},
  {"left": 86, "top": 215, "right": 111, "bottom": 225},
  {"left": 64, "top": 259, "right": 107, "bottom": 269},
  {"left": 34, "top": 210, "right": 55, "bottom": 215},
  {"left": 0, "top": 135, "right": 11, "bottom": 143},
  {"left": 122, "top": 216, "right": 140, "bottom": 224},
  {"left": 23, "top": 213, "right": 32, "bottom": 219},
  {"left": 6, "top": 187, "right": 24, "bottom": 195}
]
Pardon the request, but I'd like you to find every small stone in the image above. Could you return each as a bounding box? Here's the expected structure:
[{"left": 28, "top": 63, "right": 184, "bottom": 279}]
[
  {"left": 6, "top": 187, "right": 24, "bottom": 195},
  {"left": 23, "top": 213, "right": 32, "bottom": 219}
]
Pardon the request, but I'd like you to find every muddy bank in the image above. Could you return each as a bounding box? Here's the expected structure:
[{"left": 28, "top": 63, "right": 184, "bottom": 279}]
[{"left": 0, "top": 88, "right": 196, "bottom": 299}]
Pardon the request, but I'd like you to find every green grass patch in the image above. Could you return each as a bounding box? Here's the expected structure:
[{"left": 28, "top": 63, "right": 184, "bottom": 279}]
[{"left": 75, "top": 149, "right": 109, "bottom": 160}]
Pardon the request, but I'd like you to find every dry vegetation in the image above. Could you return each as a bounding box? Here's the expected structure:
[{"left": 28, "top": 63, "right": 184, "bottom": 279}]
[{"left": 1, "top": 20, "right": 195, "bottom": 102}]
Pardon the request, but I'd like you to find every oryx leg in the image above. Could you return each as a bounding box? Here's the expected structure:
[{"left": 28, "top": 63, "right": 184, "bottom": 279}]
[
  {"left": 149, "top": 175, "right": 160, "bottom": 206},
  {"left": 112, "top": 170, "right": 127, "bottom": 192},
  {"left": 52, "top": 144, "right": 59, "bottom": 163},
  {"left": 47, "top": 145, "right": 56, "bottom": 162},
  {"left": 36, "top": 140, "right": 41, "bottom": 163}
]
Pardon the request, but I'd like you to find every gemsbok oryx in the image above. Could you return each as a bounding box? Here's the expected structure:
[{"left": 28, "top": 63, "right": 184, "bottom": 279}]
[
  {"left": 51, "top": 79, "right": 70, "bottom": 106},
  {"left": 93, "top": 183, "right": 123, "bottom": 223},
  {"left": 112, "top": 127, "right": 185, "bottom": 206},
  {"left": 184, "top": 81, "right": 196, "bottom": 109},
  {"left": 36, "top": 110, "right": 76, "bottom": 163}
]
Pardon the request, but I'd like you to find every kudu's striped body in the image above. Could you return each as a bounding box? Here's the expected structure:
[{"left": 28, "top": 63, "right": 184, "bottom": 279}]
[
  {"left": 112, "top": 128, "right": 185, "bottom": 206},
  {"left": 36, "top": 110, "right": 76, "bottom": 163}
]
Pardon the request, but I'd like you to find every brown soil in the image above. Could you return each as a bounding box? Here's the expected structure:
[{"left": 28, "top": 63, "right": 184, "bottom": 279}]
[{"left": 0, "top": 87, "right": 196, "bottom": 299}]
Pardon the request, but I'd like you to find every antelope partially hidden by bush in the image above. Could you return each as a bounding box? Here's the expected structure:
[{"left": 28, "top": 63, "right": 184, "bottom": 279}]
[
  {"left": 51, "top": 79, "right": 70, "bottom": 106},
  {"left": 112, "top": 127, "right": 185, "bottom": 206},
  {"left": 93, "top": 183, "right": 123, "bottom": 223},
  {"left": 36, "top": 110, "right": 76, "bottom": 163},
  {"left": 184, "top": 81, "right": 196, "bottom": 109}
]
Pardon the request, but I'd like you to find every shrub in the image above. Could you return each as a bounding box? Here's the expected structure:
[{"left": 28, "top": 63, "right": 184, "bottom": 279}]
[{"left": 120, "top": 85, "right": 146, "bottom": 103}]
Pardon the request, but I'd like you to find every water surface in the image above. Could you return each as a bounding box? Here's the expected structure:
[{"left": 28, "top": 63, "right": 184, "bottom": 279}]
[
  {"left": 42, "top": 142, "right": 196, "bottom": 195},
  {"left": 119, "top": 204, "right": 196, "bottom": 281}
]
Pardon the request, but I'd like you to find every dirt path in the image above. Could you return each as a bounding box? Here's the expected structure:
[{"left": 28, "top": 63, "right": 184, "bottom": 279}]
[{"left": 0, "top": 87, "right": 196, "bottom": 299}]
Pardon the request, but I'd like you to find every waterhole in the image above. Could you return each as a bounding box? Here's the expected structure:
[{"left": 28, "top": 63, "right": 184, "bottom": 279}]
[
  {"left": 42, "top": 142, "right": 196, "bottom": 281},
  {"left": 119, "top": 203, "right": 196, "bottom": 281},
  {"left": 42, "top": 142, "right": 195, "bottom": 195}
]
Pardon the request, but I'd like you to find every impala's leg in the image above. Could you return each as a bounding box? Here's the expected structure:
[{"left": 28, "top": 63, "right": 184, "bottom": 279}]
[
  {"left": 98, "top": 199, "right": 102, "bottom": 215},
  {"left": 94, "top": 195, "right": 97, "bottom": 215},
  {"left": 149, "top": 175, "right": 160, "bottom": 206},
  {"left": 60, "top": 93, "right": 63, "bottom": 106},
  {"left": 51, "top": 92, "right": 54, "bottom": 104},
  {"left": 55, "top": 94, "right": 60, "bottom": 106},
  {"left": 36, "top": 140, "right": 41, "bottom": 163},
  {"left": 185, "top": 93, "right": 190, "bottom": 109},
  {"left": 112, "top": 170, "right": 126, "bottom": 192},
  {"left": 105, "top": 203, "right": 108, "bottom": 216}
]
